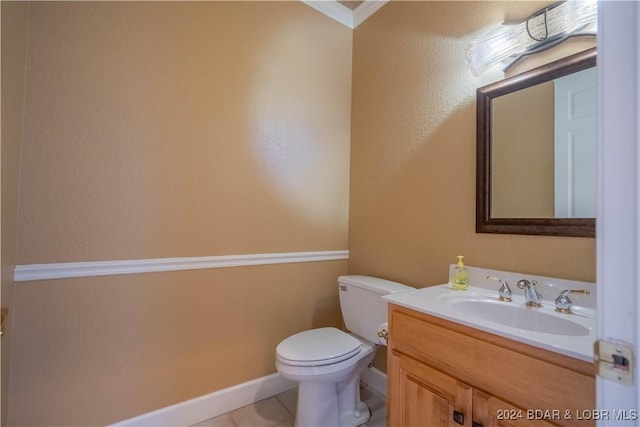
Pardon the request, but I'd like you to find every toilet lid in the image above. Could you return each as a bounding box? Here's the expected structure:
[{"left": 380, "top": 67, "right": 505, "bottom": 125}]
[{"left": 276, "top": 327, "right": 361, "bottom": 366}]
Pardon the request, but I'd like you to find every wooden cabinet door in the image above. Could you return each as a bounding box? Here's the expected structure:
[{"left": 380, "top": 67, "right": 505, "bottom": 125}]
[
  {"left": 389, "top": 350, "right": 473, "bottom": 426},
  {"left": 473, "top": 390, "right": 561, "bottom": 427}
]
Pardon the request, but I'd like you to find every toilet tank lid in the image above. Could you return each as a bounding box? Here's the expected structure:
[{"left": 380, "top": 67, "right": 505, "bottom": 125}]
[{"left": 337, "top": 275, "right": 414, "bottom": 294}]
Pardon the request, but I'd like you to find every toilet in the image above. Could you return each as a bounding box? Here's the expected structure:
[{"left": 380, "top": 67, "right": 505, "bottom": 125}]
[{"left": 275, "top": 275, "right": 414, "bottom": 427}]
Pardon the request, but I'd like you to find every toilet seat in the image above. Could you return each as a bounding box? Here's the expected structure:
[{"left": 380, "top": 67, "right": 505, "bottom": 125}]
[{"left": 276, "top": 327, "right": 361, "bottom": 367}]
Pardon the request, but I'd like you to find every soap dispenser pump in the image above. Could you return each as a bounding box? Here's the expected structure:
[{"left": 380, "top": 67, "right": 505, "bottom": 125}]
[{"left": 451, "top": 255, "right": 469, "bottom": 291}]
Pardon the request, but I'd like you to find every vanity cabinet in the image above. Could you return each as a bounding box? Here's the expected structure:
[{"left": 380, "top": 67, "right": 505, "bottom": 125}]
[
  {"left": 389, "top": 349, "right": 472, "bottom": 426},
  {"left": 387, "top": 304, "right": 595, "bottom": 427},
  {"left": 472, "top": 391, "right": 557, "bottom": 427}
]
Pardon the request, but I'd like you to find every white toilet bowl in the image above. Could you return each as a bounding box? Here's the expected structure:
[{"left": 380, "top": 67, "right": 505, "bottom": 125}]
[
  {"left": 274, "top": 275, "right": 414, "bottom": 427},
  {"left": 275, "top": 327, "right": 376, "bottom": 427}
]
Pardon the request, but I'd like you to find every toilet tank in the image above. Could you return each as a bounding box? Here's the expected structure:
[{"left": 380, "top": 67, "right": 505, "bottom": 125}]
[{"left": 338, "top": 275, "right": 414, "bottom": 343}]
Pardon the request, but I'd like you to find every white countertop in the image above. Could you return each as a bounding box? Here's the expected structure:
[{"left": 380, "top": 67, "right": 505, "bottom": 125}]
[{"left": 383, "top": 268, "right": 596, "bottom": 362}]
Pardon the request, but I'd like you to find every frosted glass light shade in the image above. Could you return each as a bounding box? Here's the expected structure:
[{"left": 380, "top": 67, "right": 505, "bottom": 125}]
[{"left": 466, "top": 0, "right": 597, "bottom": 76}]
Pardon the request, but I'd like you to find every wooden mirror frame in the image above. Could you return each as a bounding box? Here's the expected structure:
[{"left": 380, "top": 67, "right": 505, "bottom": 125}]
[{"left": 476, "top": 48, "right": 596, "bottom": 238}]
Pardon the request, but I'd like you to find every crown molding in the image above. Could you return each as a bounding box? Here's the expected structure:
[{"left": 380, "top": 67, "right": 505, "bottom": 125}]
[
  {"left": 303, "top": 1, "right": 353, "bottom": 27},
  {"left": 353, "top": 1, "right": 388, "bottom": 28},
  {"left": 302, "top": 0, "right": 388, "bottom": 29}
]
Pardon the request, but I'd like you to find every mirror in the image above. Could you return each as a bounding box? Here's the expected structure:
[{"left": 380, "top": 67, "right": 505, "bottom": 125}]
[{"left": 476, "top": 48, "right": 596, "bottom": 237}]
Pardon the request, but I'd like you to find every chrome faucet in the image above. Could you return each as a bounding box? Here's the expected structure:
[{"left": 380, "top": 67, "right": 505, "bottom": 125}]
[
  {"left": 487, "top": 275, "right": 512, "bottom": 302},
  {"left": 517, "top": 279, "right": 542, "bottom": 307},
  {"left": 555, "top": 289, "right": 590, "bottom": 314}
]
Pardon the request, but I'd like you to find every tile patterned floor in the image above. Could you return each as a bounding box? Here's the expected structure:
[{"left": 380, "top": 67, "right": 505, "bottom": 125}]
[{"left": 191, "top": 383, "right": 386, "bottom": 427}]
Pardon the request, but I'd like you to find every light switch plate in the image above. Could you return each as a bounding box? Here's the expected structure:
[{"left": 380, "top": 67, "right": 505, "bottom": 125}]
[{"left": 595, "top": 338, "right": 634, "bottom": 385}]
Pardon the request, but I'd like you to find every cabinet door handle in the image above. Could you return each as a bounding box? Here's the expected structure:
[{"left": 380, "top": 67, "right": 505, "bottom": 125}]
[
  {"left": 472, "top": 422, "right": 484, "bottom": 427},
  {"left": 453, "top": 410, "right": 465, "bottom": 425}
]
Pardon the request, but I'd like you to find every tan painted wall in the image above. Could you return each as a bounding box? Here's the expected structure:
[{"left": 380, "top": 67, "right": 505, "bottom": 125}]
[
  {"left": 6, "top": 1, "right": 600, "bottom": 424},
  {"left": 9, "top": 2, "right": 352, "bottom": 425},
  {"left": 351, "top": 0, "right": 595, "bottom": 374},
  {"left": 492, "top": 81, "right": 554, "bottom": 218},
  {"left": 1, "top": 2, "right": 30, "bottom": 426},
  {"left": 17, "top": 1, "right": 352, "bottom": 264},
  {"left": 9, "top": 263, "right": 347, "bottom": 426},
  {"left": 350, "top": 1, "right": 596, "bottom": 288}
]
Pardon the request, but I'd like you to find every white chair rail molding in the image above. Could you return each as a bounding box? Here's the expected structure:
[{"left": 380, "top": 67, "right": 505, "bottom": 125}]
[{"left": 13, "top": 250, "right": 350, "bottom": 282}]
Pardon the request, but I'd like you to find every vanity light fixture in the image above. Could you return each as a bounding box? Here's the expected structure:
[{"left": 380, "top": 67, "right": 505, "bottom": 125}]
[{"left": 465, "top": 0, "right": 597, "bottom": 76}]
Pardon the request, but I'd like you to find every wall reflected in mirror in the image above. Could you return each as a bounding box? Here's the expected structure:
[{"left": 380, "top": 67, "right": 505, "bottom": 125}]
[{"left": 491, "top": 67, "right": 596, "bottom": 219}]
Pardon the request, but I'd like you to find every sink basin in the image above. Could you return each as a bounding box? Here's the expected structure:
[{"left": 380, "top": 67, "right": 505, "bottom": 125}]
[
  {"left": 451, "top": 300, "right": 590, "bottom": 336},
  {"left": 383, "top": 283, "right": 596, "bottom": 361}
]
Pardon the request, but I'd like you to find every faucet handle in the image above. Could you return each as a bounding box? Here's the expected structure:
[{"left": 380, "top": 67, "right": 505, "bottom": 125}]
[
  {"left": 555, "top": 289, "right": 591, "bottom": 314},
  {"left": 516, "top": 279, "right": 538, "bottom": 289},
  {"left": 487, "top": 275, "right": 512, "bottom": 302}
]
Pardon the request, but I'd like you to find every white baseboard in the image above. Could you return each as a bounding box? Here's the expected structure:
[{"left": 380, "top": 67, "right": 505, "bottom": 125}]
[
  {"left": 360, "top": 366, "right": 387, "bottom": 397},
  {"left": 110, "top": 373, "right": 296, "bottom": 427},
  {"left": 110, "top": 367, "right": 386, "bottom": 426}
]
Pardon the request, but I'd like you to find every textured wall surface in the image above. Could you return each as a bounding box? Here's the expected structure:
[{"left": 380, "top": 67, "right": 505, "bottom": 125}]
[
  {"left": 492, "top": 82, "right": 554, "bottom": 218},
  {"left": 5, "top": 1, "right": 599, "bottom": 424},
  {"left": 18, "top": 2, "right": 352, "bottom": 264},
  {"left": 9, "top": 2, "right": 352, "bottom": 425},
  {"left": 349, "top": 1, "right": 596, "bottom": 289}
]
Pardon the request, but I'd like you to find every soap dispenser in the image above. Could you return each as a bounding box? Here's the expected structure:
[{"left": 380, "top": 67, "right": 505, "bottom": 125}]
[{"left": 451, "top": 255, "right": 469, "bottom": 291}]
